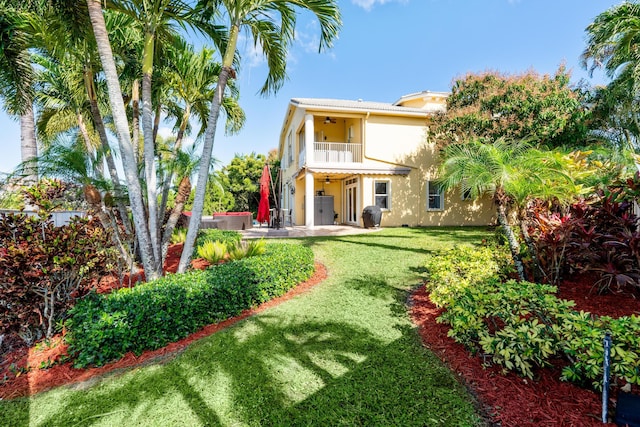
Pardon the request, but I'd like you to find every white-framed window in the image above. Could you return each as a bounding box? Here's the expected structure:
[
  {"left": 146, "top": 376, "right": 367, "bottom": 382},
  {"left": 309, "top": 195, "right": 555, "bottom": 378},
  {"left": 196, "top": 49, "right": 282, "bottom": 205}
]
[
  {"left": 374, "top": 180, "right": 390, "bottom": 210},
  {"left": 427, "top": 181, "right": 444, "bottom": 211}
]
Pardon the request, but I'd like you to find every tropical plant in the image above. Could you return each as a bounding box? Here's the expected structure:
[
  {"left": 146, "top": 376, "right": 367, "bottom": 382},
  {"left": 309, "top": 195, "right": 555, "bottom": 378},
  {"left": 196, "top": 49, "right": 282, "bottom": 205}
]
[
  {"left": 0, "top": 209, "right": 117, "bottom": 343},
  {"left": 583, "top": 1, "right": 640, "bottom": 94},
  {"left": 178, "top": 0, "right": 342, "bottom": 272},
  {"left": 23, "top": 143, "right": 134, "bottom": 266},
  {"left": 197, "top": 239, "right": 227, "bottom": 264},
  {"left": 170, "top": 227, "right": 187, "bottom": 243},
  {"left": 0, "top": 1, "right": 39, "bottom": 183},
  {"left": 437, "top": 138, "right": 576, "bottom": 281}
]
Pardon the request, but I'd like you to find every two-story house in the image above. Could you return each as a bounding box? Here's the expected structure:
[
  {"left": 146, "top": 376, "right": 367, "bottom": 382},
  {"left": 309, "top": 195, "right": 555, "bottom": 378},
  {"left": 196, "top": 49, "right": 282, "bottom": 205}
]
[{"left": 277, "top": 90, "right": 495, "bottom": 228}]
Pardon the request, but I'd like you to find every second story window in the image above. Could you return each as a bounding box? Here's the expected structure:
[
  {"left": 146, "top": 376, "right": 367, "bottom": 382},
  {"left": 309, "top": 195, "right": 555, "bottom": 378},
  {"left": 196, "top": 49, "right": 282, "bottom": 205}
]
[{"left": 374, "top": 180, "right": 390, "bottom": 210}]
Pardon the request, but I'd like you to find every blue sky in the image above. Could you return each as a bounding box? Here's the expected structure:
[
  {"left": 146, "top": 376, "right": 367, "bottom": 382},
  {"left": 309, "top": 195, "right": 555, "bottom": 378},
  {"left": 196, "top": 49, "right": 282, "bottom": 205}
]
[{"left": 0, "top": 0, "right": 621, "bottom": 175}]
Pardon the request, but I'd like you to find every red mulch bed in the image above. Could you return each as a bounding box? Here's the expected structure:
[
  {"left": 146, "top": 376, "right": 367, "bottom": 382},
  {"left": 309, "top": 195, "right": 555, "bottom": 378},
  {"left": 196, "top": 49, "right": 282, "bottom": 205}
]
[
  {"left": 410, "top": 274, "right": 640, "bottom": 427},
  {"left": 0, "top": 244, "right": 327, "bottom": 400}
]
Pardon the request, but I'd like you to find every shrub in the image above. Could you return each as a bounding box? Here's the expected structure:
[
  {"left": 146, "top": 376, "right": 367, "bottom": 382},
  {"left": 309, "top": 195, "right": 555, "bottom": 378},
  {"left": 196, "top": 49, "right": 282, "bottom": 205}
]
[
  {"left": 560, "top": 312, "right": 640, "bottom": 389},
  {"left": 196, "top": 229, "right": 241, "bottom": 247},
  {"left": 65, "top": 243, "right": 314, "bottom": 367},
  {"left": 529, "top": 178, "right": 640, "bottom": 293},
  {"left": 425, "top": 244, "right": 640, "bottom": 386},
  {"left": 0, "top": 213, "right": 116, "bottom": 344},
  {"left": 197, "top": 240, "right": 227, "bottom": 264}
]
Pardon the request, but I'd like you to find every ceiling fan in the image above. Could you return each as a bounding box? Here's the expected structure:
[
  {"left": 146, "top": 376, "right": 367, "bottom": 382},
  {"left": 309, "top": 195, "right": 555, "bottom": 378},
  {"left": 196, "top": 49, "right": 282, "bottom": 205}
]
[{"left": 324, "top": 116, "right": 336, "bottom": 124}]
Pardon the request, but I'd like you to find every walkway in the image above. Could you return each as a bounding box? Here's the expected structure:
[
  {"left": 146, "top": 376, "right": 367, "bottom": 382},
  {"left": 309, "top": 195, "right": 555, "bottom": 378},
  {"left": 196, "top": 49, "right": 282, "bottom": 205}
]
[{"left": 239, "top": 224, "right": 383, "bottom": 238}]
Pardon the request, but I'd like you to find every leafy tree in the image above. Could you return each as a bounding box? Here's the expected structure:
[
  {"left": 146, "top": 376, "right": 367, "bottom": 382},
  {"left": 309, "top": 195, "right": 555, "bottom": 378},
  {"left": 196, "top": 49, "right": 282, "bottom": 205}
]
[
  {"left": 178, "top": 0, "right": 342, "bottom": 272},
  {"left": 432, "top": 68, "right": 589, "bottom": 149},
  {"left": 220, "top": 152, "right": 266, "bottom": 214},
  {"left": 184, "top": 171, "right": 235, "bottom": 214}
]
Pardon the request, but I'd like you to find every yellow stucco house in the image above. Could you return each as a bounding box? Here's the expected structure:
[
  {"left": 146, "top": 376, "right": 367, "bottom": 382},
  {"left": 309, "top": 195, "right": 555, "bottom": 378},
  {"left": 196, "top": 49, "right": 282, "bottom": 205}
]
[{"left": 277, "top": 90, "right": 496, "bottom": 228}]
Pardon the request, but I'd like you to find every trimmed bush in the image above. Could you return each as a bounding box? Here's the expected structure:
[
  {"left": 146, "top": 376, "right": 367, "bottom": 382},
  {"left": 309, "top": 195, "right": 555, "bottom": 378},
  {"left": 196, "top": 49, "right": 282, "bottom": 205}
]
[
  {"left": 66, "top": 243, "right": 314, "bottom": 368},
  {"left": 425, "top": 245, "right": 640, "bottom": 387}
]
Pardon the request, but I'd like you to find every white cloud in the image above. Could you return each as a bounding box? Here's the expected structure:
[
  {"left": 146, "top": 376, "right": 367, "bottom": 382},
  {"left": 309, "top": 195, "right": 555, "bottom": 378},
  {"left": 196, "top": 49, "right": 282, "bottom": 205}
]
[{"left": 351, "top": 0, "right": 407, "bottom": 11}]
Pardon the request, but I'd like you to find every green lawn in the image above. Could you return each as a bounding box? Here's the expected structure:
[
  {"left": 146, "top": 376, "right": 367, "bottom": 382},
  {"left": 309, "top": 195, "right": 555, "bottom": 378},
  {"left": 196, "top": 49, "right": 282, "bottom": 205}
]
[{"left": 1, "top": 227, "right": 492, "bottom": 427}]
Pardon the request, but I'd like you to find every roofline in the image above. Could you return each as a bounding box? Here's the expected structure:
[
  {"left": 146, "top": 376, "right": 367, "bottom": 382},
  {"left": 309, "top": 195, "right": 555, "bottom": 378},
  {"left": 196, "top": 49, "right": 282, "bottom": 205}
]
[
  {"left": 289, "top": 99, "right": 430, "bottom": 118},
  {"left": 393, "top": 90, "right": 449, "bottom": 106}
]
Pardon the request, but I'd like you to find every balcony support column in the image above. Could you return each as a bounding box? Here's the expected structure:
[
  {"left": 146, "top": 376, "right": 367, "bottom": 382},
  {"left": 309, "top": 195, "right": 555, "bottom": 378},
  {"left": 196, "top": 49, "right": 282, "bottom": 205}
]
[
  {"left": 305, "top": 170, "right": 314, "bottom": 228},
  {"left": 304, "top": 114, "right": 314, "bottom": 165}
]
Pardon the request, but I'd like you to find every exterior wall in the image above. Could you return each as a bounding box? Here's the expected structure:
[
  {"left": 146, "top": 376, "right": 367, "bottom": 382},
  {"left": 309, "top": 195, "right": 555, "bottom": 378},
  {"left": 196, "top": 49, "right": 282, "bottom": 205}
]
[
  {"left": 403, "top": 141, "right": 495, "bottom": 226},
  {"left": 363, "top": 115, "right": 426, "bottom": 165}
]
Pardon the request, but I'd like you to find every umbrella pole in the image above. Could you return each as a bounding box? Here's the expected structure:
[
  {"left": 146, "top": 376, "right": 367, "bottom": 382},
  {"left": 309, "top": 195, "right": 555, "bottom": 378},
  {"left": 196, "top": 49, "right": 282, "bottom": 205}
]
[{"left": 267, "top": 164, "right": 281, "bottom": 229}]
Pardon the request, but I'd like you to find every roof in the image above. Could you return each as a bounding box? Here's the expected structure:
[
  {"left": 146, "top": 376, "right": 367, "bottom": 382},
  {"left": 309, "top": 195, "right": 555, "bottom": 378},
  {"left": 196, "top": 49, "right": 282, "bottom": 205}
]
[
  {"left": 289, "top": 98, "right": 430, "bottom": 116},
  {"left": 393, "top": 90, "right": 449, "bottom": 106}
]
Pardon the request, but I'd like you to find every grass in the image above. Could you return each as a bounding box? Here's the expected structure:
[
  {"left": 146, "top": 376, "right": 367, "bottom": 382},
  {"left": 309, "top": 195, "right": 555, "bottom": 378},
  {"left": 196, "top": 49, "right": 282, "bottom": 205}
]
[{"left": 1, "top": 226, "right": 492, "bottom": 427}]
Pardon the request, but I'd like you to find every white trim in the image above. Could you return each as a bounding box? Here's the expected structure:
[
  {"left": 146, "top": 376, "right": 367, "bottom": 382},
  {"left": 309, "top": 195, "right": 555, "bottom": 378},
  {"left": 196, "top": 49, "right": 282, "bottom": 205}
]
[
  {"left": 426, "top": 181, "right": 444, "bottom": 211},
  {"left": 374, "top": 179, "right": 391, "bottom": 211}
]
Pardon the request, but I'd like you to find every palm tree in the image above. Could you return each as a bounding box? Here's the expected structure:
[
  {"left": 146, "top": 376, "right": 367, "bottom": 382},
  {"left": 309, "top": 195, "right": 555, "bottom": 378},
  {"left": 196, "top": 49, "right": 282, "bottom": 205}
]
[
  {"left": 583, "top": 2, "right": 640, "bottom": 90},
  {"left": 158, "top": 39, "right": 245, "bottom": 217},
  {"left": 177, "top": 0, "right": 342, "bottom": 272},
  {"left": 0, "top": 2, "right": 38, "bottom": 183},
  {"left": 437, "top": 138, "right": 576, "bottom": 281},
  {"left": 583, "top": 1, "right": 640, "bottom": 171},
  {"left": 86, "top": 0, "right": 160, "bottom": 278}
]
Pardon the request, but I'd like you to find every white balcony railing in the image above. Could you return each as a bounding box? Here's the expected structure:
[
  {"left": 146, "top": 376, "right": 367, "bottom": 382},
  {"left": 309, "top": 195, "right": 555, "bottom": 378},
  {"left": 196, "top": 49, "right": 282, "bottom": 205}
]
[{"left": 312, "top": 142, "right": 362, "bottom": 164}]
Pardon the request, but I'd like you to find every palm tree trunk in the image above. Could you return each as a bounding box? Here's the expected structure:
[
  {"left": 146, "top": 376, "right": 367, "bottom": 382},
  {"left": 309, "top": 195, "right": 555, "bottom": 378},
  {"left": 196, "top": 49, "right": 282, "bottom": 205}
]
[
  {"left": 132, "top": 79, "right": 140, "bottom": 164},
  {"left": 84, "top": 184, "right": 133, "bottom": 267},
  {"left": 20, "top": 103, "right": 38, "bottom": 184},
  {"left": 76, "top": 112, "right": 100, "bottom": 175},
  {"left": 141, "top": 31, "right": 161, "bottom": 263},
  {"left": 497, "top": 203, "right": 526, "bottom": 281},
  {"left": 82, "top": 67, "right": 132, "bottom": 235},
  {"left": 161, "top": 176, "right": 190, "bottom": 262},
  {"left": 86, "top": 0, "right": 160, "bottom": 279},
  {"left": 178, "top": 25, "right": 239, "bottom": 273},
  {"left": 519, "top": 205, "right": 543, "bottom": 283},
  {"left": 159, "top": 108, "right": 190, "bottom": 217}
]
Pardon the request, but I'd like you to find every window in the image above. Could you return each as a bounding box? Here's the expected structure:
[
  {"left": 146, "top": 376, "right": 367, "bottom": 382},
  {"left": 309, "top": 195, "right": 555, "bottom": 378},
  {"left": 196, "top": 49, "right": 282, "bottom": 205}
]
[
  {"left": 374, "top": 180, "right": 390, "bottom": 210},
  {"left": 287, "top": 131, "right": 293, "bottom": 166},
  {"left": 461, "top": 187, "right": 472, "bottom": 201},
  {"left": 427, "top": 181, "right": 444, "bottom": 210}
]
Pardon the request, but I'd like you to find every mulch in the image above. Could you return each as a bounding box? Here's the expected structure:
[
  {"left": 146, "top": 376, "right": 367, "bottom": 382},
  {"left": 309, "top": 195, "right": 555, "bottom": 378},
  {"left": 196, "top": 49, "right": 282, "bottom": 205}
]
[
  {"left": 409, "top": 275, "right": 640, "bottom": 427},
  {"left": 3, "top": 246, "right": 640, "bottom": 426},
  {"left": 0, "top": 244, "right": 327, "bottom": 400}
]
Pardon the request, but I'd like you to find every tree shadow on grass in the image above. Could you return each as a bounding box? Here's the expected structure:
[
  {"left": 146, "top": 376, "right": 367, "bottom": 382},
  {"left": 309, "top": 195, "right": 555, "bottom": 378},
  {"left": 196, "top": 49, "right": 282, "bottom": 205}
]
[{"left": 24, "top": 314, "right": 480, "bottom": 427}]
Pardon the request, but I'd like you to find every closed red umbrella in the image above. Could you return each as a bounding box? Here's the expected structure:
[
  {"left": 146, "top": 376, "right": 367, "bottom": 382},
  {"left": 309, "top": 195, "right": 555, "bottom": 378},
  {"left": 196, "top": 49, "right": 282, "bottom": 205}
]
[{"left": 256, "top": 165, "right": 271, "bottom": 224}]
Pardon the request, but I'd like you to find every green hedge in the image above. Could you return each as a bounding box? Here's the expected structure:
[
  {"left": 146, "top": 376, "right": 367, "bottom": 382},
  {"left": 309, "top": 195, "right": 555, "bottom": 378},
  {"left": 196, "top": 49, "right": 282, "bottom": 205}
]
[
  {"left": 66, "top": 243, "right": 315, "bottom": 368},
  {"left": 425, "top": 245, "right": 640, "bottom": 389}
]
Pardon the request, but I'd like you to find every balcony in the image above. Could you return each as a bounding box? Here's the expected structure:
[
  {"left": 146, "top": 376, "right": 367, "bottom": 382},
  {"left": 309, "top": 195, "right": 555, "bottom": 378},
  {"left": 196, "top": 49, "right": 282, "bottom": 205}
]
[{"left": 312, "top": 142, "right": 363, "bottom": 164}]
